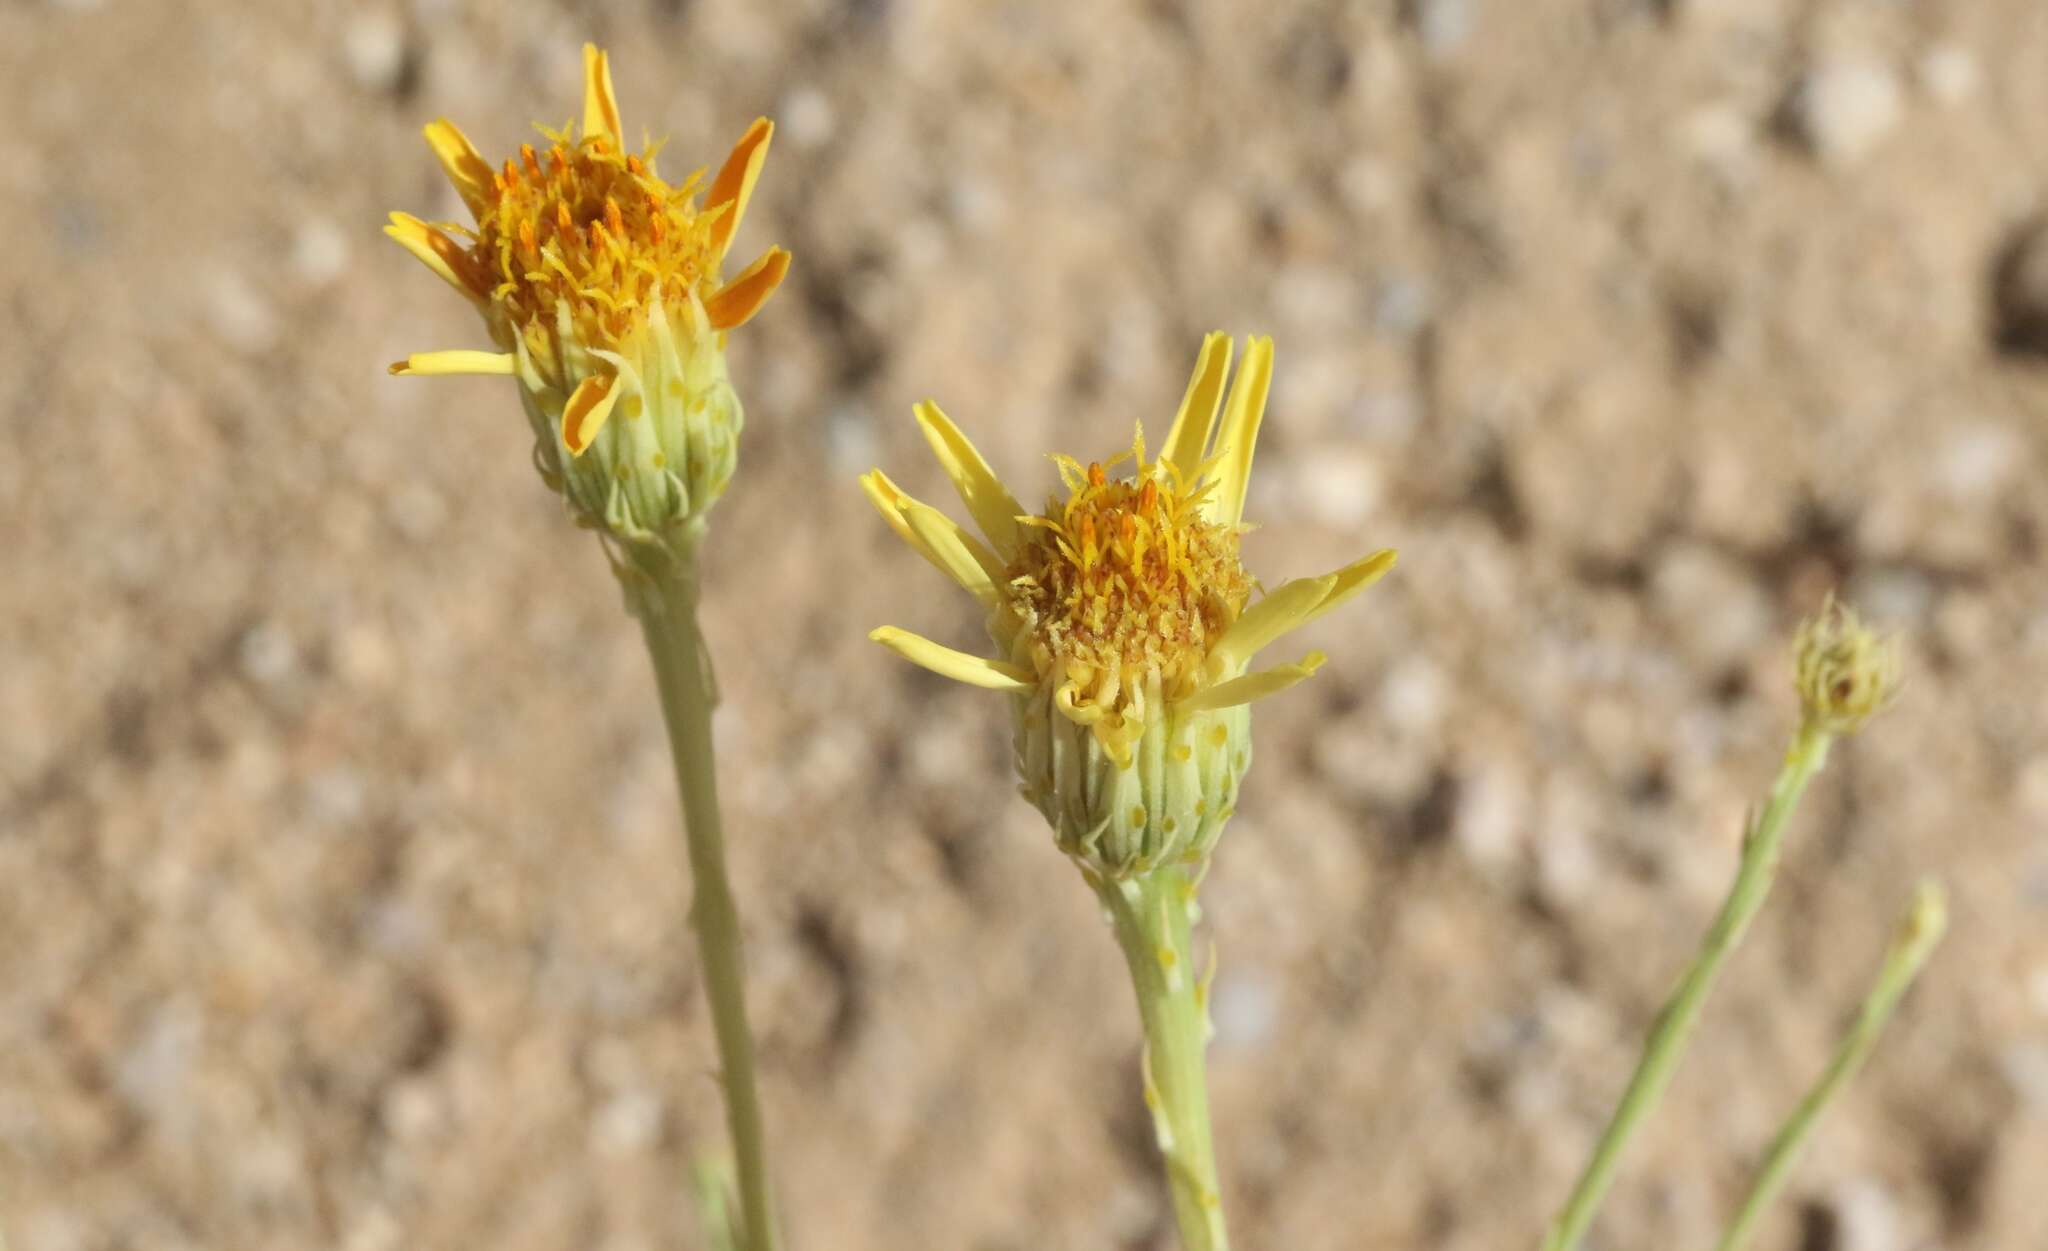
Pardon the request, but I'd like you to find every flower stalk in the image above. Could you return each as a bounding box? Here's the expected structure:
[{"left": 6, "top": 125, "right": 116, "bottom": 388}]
[
  {"left": 1541, "top": 600, "right": 1902, "bottom": 1251},
  {"left": 1541, "top": 722, "right": 1830, "bottom": 1251},
  {"left": 384, "top": 44, "right": 793, "bottom": 1251},
  {"left": 1094, "top": 865, "right": 1228, "bottom": 1251},
  {"left": 860, "top": 335, "right": 1397, "bottom": 1249},
  {"left": 626, "top": 540, "right": 777, "bottom": 1251},
  {"left": 1714, "top": 880, "right": 1947, "bottom": 1251}
]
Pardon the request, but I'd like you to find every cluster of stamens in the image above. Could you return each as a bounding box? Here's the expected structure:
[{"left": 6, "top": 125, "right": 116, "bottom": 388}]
[
  {"left": 1008, "top": 435, "right": 1250, "bottom": 696},
  {"left": 451, "top": 129, "right": 721, "bottom": 351}
]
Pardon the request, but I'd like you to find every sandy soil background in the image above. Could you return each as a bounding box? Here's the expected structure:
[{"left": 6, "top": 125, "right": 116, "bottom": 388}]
[{"left": 4, "top": 1, "right": 2046, "bottom": 1248}]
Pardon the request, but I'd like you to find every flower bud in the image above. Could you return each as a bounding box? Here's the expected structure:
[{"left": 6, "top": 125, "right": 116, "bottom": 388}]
[{"left": 1793, "top": 597, "right": 1900, "bottom": 736}]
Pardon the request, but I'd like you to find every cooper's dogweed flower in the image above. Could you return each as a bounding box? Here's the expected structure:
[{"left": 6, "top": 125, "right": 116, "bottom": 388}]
[
  {"left": 384, "top": 46, "right": 786, "bottom": 1251},
  {"left": 387, "top": 44, "right": 789, "bottom": 553},
  {"left": 864, "top": 334, "right": 1395, "bottom": 1251},
  {"left": 865, "top": 333, "right": 1396, "bottom": 881}
]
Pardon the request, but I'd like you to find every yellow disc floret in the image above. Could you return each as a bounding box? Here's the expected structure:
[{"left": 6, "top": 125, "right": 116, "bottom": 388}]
[
  {"left": 467, "top": 134, "right": 722, "bottom": 357},
  {"left": 1009, "top": 431, "right": 1251, "bottom": 708}
]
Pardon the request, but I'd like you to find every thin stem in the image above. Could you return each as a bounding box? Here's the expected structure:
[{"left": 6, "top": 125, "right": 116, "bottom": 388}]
[
  {"left": 1715, "top": 881, "right": 1947, "bottom": 1251},
  {"left": 1542, "top": 723, "right": 1835, "bottom": 1251},
  {"left": 1096, "top": 865, "right": 1229, "bottom": 1251},
  {"left": 630, "top": 541, "right": 778, "bottom": 1251}
]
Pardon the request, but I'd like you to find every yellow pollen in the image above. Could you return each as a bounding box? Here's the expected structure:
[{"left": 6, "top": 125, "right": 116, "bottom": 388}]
[
  {"left": 461, "top": 121, "right": 726, "bottom": 353},
  {"left": 1009, "top": 429, "right": 1249, "bottom": 700}
]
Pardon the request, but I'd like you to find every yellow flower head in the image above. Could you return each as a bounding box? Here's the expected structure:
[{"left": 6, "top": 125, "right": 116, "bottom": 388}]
[
  {"left": 386, "top": 45, "right": 789, "bottom": 550},
  {"left": 864, "top": 335, "right": 1396, "bottom": 876},
  {"left": 1793, "top": 596, "right": 1901, "bottom": 736}
]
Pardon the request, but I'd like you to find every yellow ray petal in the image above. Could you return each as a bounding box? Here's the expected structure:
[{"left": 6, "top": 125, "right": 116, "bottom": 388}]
[
  {"left": 860, "top": 471, "right": 1003, "bottom": 602},
  {"left": 870, "top": 626, "right": 1034, "bottom": 691},
  {"left": 561, "top": 373, "right": 621, "bottom": 456},
  {"left": 384, "top": 212, "right": 485, "bottom": 301},
  {"left": 1206, "top": 335, "right": 1274, "bottom": 525},
  {"left": 1207, "top": 548, "right": 1398, "bottom": 672},
  {"left": 1176, "top": 652, "right": 1326, "bottom": 713},
  {"left": 1160, "top": 332, "right": 1232, "bottom": 484},
  {"left": 582, "top": 44, "right": 622, "bottom": 144},
  {"left": 860, "top": 469, "right": 927, "bottom": 552},
  {"left": 899, "top": 501, "right": 1002, "bottom": 603},
  {"left": 388, "top": 350, "right": 517, "bottom": 377},
  {"left": 706, "top": 117, "right": 773, "bottom": 259},
  {"left": 423, "top": 119, "right": 495, "bottom": 218},
  {"left": 1209, "top": 574, "right": 1338, "bottom": 671},
  {"left": 704, "top": 246, "right": 790, "bottom": 331},
  {"left": 912, "top": 400, "right": 1024, "bottom": 556},
  {"left": 1299, "top": 548, "right": 1398, "bottom": 628}
]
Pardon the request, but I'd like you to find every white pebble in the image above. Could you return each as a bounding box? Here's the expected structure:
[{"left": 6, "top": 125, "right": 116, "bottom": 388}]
[
  {"left": 1378, "top": 656, "right": 1447, "bottom": 736},
  {"left": 291, "top": 218, "right": 351, "bottom": 288},
  {"left": 1293, "top": 450, "right": 1384, "bottom": 530},
  {"left": 1681, "top": 102, "right": 1756, "bottom": 181},
  {"left": 344, "top": 11, "right": 409, "bottom": 93},
  {"left": 1935, "top": 423, "right": 2021, "bottom": 499},
  {"left": 1825, "top": 1178, "right": 1903, "bottom": 1251},
  {"left": 1210, "top": 971, "right": 1279, "bottom": 1050},
  {"left": 239, "top": 620, "right": 298, "bottom": 685},
  {"left": 1918, "top": 45, "right": 1980, "bottom": 106},
  {"left": 591, "top": 1089, "right": 665, "bottom": 1155},
  {"left": 203, "top": 270, "right": 278, "bottom": 354},
  {"left": 1454, "top": 763, "right": 1527, "bottom": 872},
  {"left": 2003, "top": 1043, "right": 2048, "bottom": 1112},
  {"left": 1794, "top": 58, "right": 1904, "bottom": 167},
  {"left": 1414, "top": 0, "right": 1477, "bottom": 57},
  {"left": 780, "top": 85, "right": 836, "bottom": 148}
]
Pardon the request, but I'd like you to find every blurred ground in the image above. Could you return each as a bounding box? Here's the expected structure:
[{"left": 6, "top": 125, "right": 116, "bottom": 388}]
[{"left": 4, "top": 1, "right": 2047, "bottom": 1248}]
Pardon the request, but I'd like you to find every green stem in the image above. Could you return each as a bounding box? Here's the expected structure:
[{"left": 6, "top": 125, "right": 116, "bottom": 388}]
[
  {"left": 1096, "top": 865, "right": 1229, "bottom": 1251},
  {"left": 1542, "top": 723, "right": 1835, "bottom": 1251},
  {"left": 630, "top": 540, "right": 778, "bottom": 1251},
  {"left": 1715, "top": 881, "right": 1947, "bottom": 1251}
]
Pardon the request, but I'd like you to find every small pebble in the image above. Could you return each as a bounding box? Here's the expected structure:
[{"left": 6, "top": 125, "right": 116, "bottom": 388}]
[
  {"left": 344, "top": 11, "right": 410, "bottom": 93},
  {"left": 1918, "top": 45, "right": 1980, "bottom": 106},
  {"left": 1412, "top": 0, "right": 1477, "bottom": 58},
  {"left": 780, "top": 85, "right": 836, "bottom": 148},
  {"left": 590, "top": 1089, "right": 665, "bottom": 1155},
  {"left": 1377, "top": 655, "right": 1447, "bottom": 736},
  {"left": 1211, "top": 970, "right": 1279, "bottom": 1050},
  {"left": 1292, "top": 450, "right": 1383, "bottom": 530},
  {"left": 2001, "top": 1044, "right": 2048, "bottom": 1112},
  {"left": 1373, "top": 273, "right": 1434, "bottom": 338},
  {"left": 1825, "top": 1178, "right": 1903, "bottom": 1251},
  {"left": 1681, "top": 102, "right": 1756, "bottom": 180},
  {"left": 1793, "top": 58, "right": 1904, "bottom": 167},
  {"left": 239, "top": 621, "right": 298, "bottom": 686},
  {"left": 1453, "top": 762, "right": 1527, "bottom": 872},
  {"left": 204, "top": 271, "right": 279, "bottom": 355},
  {"left": 1935, "top": 423, "right": 2022, "bottom": 499},
  {"left": 291, "top": 218, "right": 351, "bottom": 288}
]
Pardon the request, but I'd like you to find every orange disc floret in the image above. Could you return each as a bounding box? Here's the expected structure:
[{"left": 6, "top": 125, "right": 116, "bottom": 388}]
[
  {"left": 1008, "top": 431, "right": 1251, "bottom": 693},
  {"left": 465, "top": 128, "right": 722, "bottom": 354}
]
